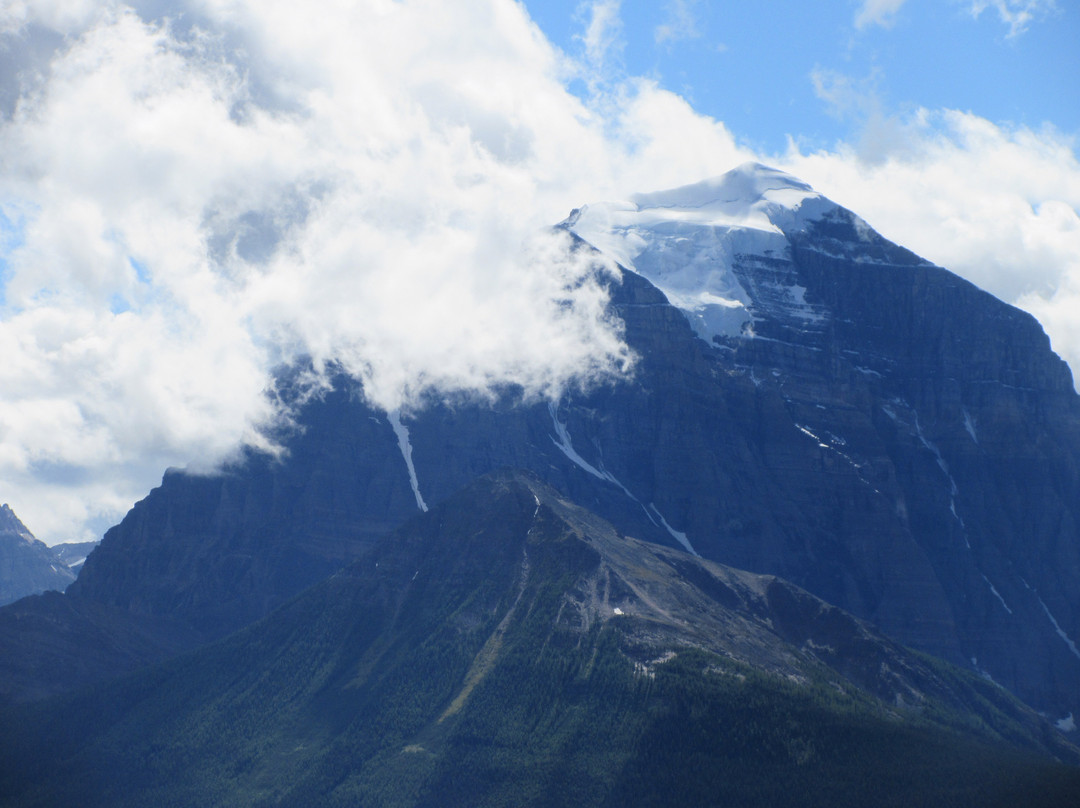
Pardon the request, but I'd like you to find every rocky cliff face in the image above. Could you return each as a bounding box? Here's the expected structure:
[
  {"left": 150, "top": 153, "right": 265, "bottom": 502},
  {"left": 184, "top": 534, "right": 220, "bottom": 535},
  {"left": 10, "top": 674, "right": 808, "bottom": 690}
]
[
  {"left": 4, "top": 165, "right": 1079, "bottom": 729},
  {"left": 0, "top": 504, "right": 74, "bottom": 607}
]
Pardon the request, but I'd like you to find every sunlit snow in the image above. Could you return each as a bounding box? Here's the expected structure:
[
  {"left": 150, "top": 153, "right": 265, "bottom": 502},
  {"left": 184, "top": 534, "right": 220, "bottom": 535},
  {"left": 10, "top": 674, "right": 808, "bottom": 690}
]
[{"left": 566, "top": 163, "right": 842, "bottom": 343}]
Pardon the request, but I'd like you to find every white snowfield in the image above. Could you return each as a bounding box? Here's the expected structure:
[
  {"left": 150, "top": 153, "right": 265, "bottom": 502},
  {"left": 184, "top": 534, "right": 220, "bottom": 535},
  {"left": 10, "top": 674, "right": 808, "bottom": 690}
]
[{"left": 566, "top": 162, "right": 865, "bottom": 344}]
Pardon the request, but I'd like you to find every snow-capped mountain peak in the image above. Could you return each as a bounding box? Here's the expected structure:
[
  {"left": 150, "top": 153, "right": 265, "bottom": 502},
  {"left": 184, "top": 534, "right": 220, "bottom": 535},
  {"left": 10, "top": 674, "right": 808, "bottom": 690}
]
[
  {"left": 628, "top": 162, "right": 818, "bottom": 222},
  {"left": 565, "top": 163, "right": 843, "bottom": 343}
]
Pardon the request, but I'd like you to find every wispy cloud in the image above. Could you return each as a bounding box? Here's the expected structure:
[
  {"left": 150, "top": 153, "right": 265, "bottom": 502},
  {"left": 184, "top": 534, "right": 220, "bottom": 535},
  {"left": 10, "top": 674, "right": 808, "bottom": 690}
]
[
  {"left": 967, "top": 0, "right": 1059, "bottom": 37},
  {"left": 810, "top": 66, "right": 920, "bottom": 164},
  {"left": 655, "top": 0, "right": 700, "bottom": 45},
  {"left": 854, "top": 0, "right": 909, "bottom": 30},
  {"left": 575, "top": 0, "right": 624, "bottom": 73}
]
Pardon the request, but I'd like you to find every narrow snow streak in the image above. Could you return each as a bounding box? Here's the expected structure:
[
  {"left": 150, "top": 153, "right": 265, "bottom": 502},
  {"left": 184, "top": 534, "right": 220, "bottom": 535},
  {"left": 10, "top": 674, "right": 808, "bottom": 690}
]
[
  {"left": 548, "top": 404, "right": 636, "bottom": 500},
  {"left": 962, "top": 409, "right": 978, "bottom": 444},
  {"left": 548, "top": 404, "right": 697, "bottom": 555},
  {"left": 796, "top": 423, "right": 881, "bottom": 495},
  {"left": 981, "top": 574, "right": 1014, "bottom": 615},
  {"left": 527, "top": 494, "right": 541, "bottom": 536},
  {"left": 1037, "top": 596, "right": 1080, "bottom": 662},
  {"left": 886, "top": 403, "right": 968, "bottom": 544},
  {"left": 970, "top": 657, "right": 998, "bottom": 684},
  {"left": 388, "top": 410, "right": 428, "bottom": 512},
  {"left": 648, "top": 504, "right": 699, "bottom": 556}
]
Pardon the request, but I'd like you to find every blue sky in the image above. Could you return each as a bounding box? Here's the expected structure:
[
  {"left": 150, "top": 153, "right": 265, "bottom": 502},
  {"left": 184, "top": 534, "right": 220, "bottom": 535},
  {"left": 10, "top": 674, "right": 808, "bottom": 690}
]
[{"left": 525, "top": 0, "right": 1078, "bottom": 155}]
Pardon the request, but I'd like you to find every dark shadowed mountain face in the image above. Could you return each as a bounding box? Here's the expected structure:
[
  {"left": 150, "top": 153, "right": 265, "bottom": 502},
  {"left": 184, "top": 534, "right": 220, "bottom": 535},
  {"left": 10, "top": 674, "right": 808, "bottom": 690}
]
[
  {"left": 0, "top": 504, "right": 74, "bottom": 607},
  {"left": 2, "top": 472, "right": 1077, "bottom": 807},
  {"left": 3, "top": 165, "right": 1079, "bottom": 734}
]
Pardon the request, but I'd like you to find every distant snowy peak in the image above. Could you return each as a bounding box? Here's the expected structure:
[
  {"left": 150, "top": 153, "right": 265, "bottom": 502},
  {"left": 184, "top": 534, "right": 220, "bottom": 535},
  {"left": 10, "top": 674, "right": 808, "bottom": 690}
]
[{"left": 565, "top": 162, "right": 879, "bottom": 344}]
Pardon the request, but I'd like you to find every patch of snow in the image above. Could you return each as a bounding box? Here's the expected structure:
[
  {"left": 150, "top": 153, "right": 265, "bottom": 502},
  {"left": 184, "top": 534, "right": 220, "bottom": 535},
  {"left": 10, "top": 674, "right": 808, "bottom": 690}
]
[
  {"left": 884, "top": 402, "right": 970, "bottom": 544},
  {"left": 527, "top": 495, "right": 542, "bottom": 535},
  {"left": 970, "top": 657, "right": 1000, "bottom": 685},
  {"left": 915, "top": 416, "right": 968, "bottom": 543},
  {"left": 1037, "top": 595, "right": 1080, "bottom": 662},
  {"left": 566, "top": 163, "right": 842, "bottom": 345},
  {"left": 795, "top": 424, "right": 880, "bottom": 493},
  {"left": 1021, "top": 578, "right": 1080, "bottom": 660},
  {"left": 549, "top": 404, "right": 633, "bottom": 498},
  {"left": 913, "top": 414, "right": 956, "bottom": 497},
  {"left": 852, "top": 214, "right": 875, "bottom": 243},
  {"left": 796, "top": 424, "right": 830, "bottom": 449},
  {"left": 648, "top": 503, "right": 699, "bottom": 557},
  {"left": 548, "top": 406, "right": 682, "bottom": 540},
  {"left": 388, "top": 410, "right": 428, "bottom": 512},
  {"left": 981, "top": 574, "right": 1014, "bottom": 615},
  {"left": 962, "top": 409, "right": 978, "bottom": 444},
  {"left": 786, "top": 284, "right": 828, "bottom": 324},
  {"left": 1056, "top": 713, "right": 1076, "bottom": 732}
]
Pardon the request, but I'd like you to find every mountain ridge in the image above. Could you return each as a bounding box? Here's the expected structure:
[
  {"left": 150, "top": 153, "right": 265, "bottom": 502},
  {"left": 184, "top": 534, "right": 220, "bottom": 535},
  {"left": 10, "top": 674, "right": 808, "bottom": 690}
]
[{"left": 2, "top": 470, "right": 1076, "bottom": 806}]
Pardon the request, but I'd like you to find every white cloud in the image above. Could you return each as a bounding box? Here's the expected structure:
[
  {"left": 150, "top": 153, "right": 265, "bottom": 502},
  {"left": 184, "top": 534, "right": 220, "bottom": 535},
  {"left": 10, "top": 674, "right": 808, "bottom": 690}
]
[
  {"left": 967, "top": 0, "right": 1059, "bottom": 37},
  {"left": 655, "top": 0, "right": 700, "bottom": 45},
  {"left": 0, "top": 0, "right": 107, "bottom": 35},
  {"left": 575, "top": 0, "right": 623, "bottom": 74},
  {"left": 854, "top": 0, "right": 909, "bottom": 30},
  {"left": 0, "top": 1, "right": 642, "bottom": 541}
]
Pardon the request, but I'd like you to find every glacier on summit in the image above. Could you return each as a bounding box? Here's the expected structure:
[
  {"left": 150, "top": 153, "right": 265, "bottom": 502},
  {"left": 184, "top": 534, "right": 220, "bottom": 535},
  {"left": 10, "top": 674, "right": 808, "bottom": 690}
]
[{"left": 564, "top": 162, "right": 876, "bottom": 343}]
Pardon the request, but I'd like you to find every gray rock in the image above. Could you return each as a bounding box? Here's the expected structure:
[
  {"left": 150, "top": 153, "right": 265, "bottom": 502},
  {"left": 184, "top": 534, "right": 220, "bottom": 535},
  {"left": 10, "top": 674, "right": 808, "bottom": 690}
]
[{"left": 0, "top": 504, "right": 74, "bottom": 607}]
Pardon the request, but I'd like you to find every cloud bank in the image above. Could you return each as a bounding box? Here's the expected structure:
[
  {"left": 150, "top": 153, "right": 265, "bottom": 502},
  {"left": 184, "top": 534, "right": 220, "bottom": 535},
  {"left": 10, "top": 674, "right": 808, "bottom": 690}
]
[{"left": 0, "top": 0, "right": 1077, "bottom": 543}]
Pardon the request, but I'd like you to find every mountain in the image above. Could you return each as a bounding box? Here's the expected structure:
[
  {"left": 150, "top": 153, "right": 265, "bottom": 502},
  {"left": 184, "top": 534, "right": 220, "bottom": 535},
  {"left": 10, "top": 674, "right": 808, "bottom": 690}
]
[
  {"left": 51, "top": 541, "right": 99, "bottom": 573},
  {"left": 0, "top": 504, "right": 75, "bottom": 607},
  {"left": 2, "top": 162, "right": 1079, "bottom": 734},
  {"left": 1, "top": 472, "right": 1077, "bottom": 807}
]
